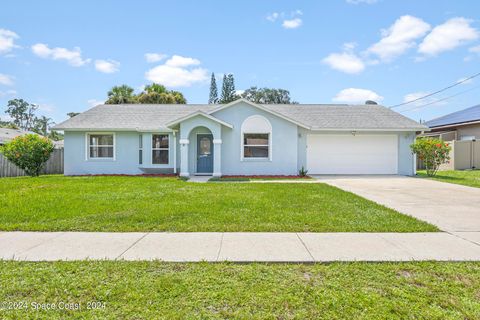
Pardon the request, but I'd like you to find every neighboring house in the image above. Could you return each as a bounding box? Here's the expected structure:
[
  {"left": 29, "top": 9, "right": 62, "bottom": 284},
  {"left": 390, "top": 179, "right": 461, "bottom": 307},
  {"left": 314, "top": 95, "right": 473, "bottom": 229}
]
[
  {"left": 0, "top": 128, "right": 64, "bottom": 148},
  {"left": 423, "top": 104, "right": 480, "bottom": 141},
  {"left": 422, "top": 104, "right": 480, "bottom": 170},
  {"left": 53, "top": 99, "right": 427, "bottom": 176},
  {"left": 0, "top": 128, "right": 35, "bottom": 145}
]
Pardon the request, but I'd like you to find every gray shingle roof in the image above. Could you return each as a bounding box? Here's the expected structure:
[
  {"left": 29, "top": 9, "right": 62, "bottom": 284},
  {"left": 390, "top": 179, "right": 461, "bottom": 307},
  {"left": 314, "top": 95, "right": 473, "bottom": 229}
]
[
  {"left": 262, "top": 104, "right": 426, "bottom": 130},
  {"left": 53, "top": 104, "right": 216, "bottom": 131},
  {"left": 53, "top": 102, "right": 427, "bottom": 131}
]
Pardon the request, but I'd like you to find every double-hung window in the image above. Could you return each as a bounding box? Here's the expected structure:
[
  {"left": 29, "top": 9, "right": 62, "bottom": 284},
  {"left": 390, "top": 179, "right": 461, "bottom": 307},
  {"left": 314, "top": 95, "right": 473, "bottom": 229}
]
[
  {"left": 152, "top": 134, "right": 169, "bottom": 164},
  {"left": 88, "top": 134, "right": 114, "bottom": 159},
  {"left": 243, "top": 133, "right": 269, "bottom": 158}
]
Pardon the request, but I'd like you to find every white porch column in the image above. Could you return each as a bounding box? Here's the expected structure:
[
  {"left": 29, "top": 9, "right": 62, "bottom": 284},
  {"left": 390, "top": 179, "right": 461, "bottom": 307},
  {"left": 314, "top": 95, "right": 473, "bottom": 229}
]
[
  {"left": 179, "top": 139, "right": 189, "bottom": 177},
  {"left": 213, "top": 139, "right": 222, "bottom": 177}
]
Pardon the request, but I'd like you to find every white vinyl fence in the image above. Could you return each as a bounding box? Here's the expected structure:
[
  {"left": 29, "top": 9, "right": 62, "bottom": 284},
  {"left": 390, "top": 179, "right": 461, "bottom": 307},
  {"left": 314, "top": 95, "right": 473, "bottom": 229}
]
[{"left": 0, "top": 148, "right": 64, "bottom": 178}]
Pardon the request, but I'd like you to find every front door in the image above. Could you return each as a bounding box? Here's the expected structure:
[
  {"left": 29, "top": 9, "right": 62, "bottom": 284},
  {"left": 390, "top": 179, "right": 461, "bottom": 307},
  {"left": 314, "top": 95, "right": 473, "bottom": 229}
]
[{"left": 197, "top": 134, "right": 214, "bottom": 174}]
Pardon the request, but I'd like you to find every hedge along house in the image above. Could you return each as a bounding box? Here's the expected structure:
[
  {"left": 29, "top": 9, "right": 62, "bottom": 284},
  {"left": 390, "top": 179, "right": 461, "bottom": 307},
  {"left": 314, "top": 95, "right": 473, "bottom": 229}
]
[{"left": 53, "top": 99, "right": 427, "bottom": 176}]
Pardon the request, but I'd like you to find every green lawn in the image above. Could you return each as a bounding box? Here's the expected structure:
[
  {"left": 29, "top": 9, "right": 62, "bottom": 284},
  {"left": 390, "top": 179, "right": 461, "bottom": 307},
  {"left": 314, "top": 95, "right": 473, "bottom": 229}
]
[
  {"left": 0, "top": 175, "right": 436, "bottom": 232},
  {"left": 0, "top": 261, "right": 479, "bottom": 319},
  {"left": 417, "top": 170, "right": 480, "bottom": 188}
]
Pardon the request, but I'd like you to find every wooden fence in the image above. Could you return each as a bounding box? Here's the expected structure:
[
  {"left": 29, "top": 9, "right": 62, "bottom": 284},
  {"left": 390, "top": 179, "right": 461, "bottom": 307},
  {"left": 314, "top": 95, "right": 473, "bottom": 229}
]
[{"left": 0, "top": 148, "right": 64, "bottom": 178}]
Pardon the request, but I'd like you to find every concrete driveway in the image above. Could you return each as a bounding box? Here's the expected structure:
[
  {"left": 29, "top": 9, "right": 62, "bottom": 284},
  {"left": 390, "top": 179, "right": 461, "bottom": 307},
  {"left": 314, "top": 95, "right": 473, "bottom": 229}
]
[{"left": 315, "top": 175, "right": 480, "bottom": 232}]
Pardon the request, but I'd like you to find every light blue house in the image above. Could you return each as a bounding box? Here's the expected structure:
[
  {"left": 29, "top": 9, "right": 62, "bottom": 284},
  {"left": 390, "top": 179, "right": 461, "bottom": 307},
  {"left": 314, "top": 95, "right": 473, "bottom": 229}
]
[{"left": 54, "top": 99, "right": 427, "bottom": 176}]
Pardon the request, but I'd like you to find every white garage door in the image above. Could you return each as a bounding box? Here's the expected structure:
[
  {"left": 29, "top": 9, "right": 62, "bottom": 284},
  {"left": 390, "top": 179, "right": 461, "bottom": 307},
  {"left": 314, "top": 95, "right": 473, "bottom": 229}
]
[{"left": 307, "top": 134, "right": 398, "bottom": 174}]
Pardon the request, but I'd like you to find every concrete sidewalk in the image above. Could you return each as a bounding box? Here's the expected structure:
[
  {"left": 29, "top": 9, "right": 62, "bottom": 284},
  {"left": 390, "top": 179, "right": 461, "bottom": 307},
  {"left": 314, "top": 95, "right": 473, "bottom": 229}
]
[{"left": 1, "top": 231, "right": 480, "bottom": 262}]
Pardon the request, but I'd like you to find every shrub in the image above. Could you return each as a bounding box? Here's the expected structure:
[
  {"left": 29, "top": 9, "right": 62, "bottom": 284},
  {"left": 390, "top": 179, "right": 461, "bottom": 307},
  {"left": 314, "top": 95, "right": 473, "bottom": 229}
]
[
  {"left": 299, "top": 166, "right": 308, "bottom": 177},
  {"left": 410, "top": 138, "right": 451, "bottom": 177},
  {"left": 0, "top": 134, "right": 54, "bottom": 176}
]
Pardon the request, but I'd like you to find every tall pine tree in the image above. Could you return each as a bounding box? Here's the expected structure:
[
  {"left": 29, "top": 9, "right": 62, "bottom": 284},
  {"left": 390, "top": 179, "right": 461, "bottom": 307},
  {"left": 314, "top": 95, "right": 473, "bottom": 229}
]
[
  {"left": 208, "top": 73, "right": 218, "bottom": 104},
  {"left": 220, "top": 73, "right": 238, "bottom": 103}
]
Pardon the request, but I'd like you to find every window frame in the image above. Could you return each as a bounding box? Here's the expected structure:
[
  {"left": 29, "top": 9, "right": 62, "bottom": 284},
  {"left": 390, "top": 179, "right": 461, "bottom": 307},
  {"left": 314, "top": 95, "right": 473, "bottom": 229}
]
[
  {"left": 242, "top": 133, "right": 270, "bottom": 160},
  {"left": 151, "top": 134, "right": 170, "bottom": 165},
  {"left": 85, "top": 132, "right": 115, "bottom": 161},
  {"left": 138, "top": 134, "right": 143, "bottom": 165}
]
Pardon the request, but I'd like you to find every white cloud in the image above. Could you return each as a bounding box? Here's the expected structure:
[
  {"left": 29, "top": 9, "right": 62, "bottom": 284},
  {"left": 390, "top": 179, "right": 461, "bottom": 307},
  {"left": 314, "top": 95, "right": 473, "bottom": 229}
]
[
  {"left": 282, "top": 18, "right": 303, "bottom": 29},
  {"left": 145, "top": 55, "right": 208, "bottom": 87},
  {"left": 87, "top": 99, "right": 104, "bottom": 107},
  {"left": 235, "top": 90, "right": 245, "bottom": 96},
  {"left": 367, "top": 15, "right": 431, "bottom": 62},
  {"left": 0, "top": 28, "right": 19, "bottom": 54},
  {"left": 469, "top": 45, "right": 480, "bottom": 54},
  {"left": 267, "top": 10, "right": 303, "bottom": 29},
  {"left": 164, "top": 55, "right": 201, "bottom": 67},
  {"left": 145, "top": 53, "right": 168, "bottom": 63},
  {"left": 323, "top": 50, "right": 365, "bottom": 74},
  {"left": 94, "top": 59, "right": 120, "bottom": 73},
  {"left": 333, "top": 88, "right": 384, "bottom": 104},
  {"left": 31, "top": 43, "right": 91, "bottom": 67},
  {"left": 418, "top": 17, "right": 479, "bottom": 56},
  {"left": 0, "top": 73, "right": 14, "bottom": 86},
  {"left": 266, "top": 12, "right": 279, "bottom": 22},
  {"left": 346, "top": 0, "right": 378, "bottom": 4}
]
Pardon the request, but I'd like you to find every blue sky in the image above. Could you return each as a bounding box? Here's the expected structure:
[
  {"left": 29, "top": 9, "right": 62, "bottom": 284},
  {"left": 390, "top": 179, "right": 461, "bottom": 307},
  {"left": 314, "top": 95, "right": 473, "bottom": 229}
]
[{"left": 1, "top": 0, "right": 479, "bottom": 124}]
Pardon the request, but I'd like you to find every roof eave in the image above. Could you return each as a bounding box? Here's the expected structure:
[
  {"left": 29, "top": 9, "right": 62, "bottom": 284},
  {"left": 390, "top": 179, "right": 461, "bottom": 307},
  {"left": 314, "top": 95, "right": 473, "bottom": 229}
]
[
  {"left": 309, "top": 127, "right": 430, "bottom": 132},
  {"left": 54, "top": 127, "right": 174, "bottom": 132}
]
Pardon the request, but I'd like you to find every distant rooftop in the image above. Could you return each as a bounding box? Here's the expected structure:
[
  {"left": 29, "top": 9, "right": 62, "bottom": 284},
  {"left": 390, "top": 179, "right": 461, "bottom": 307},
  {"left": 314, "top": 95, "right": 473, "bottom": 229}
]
[
  {"left": 426, "top": 104, "right": 480, "bottom": 128},
  {"left": 0, "top": 128, "right": 34, "bottom": 144}
]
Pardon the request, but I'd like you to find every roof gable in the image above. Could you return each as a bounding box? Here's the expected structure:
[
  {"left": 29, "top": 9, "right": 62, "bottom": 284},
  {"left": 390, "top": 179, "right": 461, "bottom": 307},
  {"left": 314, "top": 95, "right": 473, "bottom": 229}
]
[
  {"left": 208, "top": 99, "right": 311, "bottom": 129},
  {"left": 165, "top": 110, "right": 233, "bottom": 128}
]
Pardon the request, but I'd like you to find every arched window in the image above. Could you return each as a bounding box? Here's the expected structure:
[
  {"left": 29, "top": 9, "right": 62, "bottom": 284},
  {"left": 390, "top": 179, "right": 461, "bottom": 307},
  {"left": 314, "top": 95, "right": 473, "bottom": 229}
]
[{"left": 241, "top": 115, "right": 272, "bottom": 160}]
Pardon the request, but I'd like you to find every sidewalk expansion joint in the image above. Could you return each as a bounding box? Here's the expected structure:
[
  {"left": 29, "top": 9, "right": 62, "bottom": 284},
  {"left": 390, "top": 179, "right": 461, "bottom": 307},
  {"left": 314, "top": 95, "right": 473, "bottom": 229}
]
[
  {"left": 295, "top": 233, "right": 315, "bottom": 262},
  {"left": 115, "top": 232, "right": 150, "bottom": 260},
  {"left": 215, "top": 233, "right": 225, "bottom": 262}
]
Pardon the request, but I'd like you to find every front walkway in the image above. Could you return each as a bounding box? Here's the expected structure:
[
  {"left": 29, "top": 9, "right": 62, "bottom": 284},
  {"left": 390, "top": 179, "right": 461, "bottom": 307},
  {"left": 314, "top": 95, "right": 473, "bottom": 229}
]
[
  {"left": 1, "top": 231, "right": 480, "bottom": 262},
  {"left": 315, "top": 175, "right": 480, "bottom": 232}
]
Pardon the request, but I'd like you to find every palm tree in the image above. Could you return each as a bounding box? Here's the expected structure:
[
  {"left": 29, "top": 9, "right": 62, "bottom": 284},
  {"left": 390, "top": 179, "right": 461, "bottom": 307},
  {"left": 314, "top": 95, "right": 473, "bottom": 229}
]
[
  {"left": 105, "top": 85, "right": 136, "bottom": 104},
  {"left": 34, "top": 116, "right": 54, "bottom": 136},
  {"left": 144, "top": 83, "right": 167, "bottom": 94}
]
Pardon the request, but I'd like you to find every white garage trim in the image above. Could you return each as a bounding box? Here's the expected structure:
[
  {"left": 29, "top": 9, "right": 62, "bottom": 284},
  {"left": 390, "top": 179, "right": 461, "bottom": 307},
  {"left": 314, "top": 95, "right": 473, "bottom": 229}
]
[{"left": 306, "top": 134, "right": 398, "bottom": 174}]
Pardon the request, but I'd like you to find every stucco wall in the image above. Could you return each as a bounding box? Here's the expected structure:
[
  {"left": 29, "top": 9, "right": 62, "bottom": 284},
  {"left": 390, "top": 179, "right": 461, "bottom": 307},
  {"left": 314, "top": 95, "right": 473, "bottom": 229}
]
[
  {"left": 64, "top": 131, "right": 176, "bottom": 175},
  {"left": 212, "top": 102, "right": 299, "bottom": 175}
]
